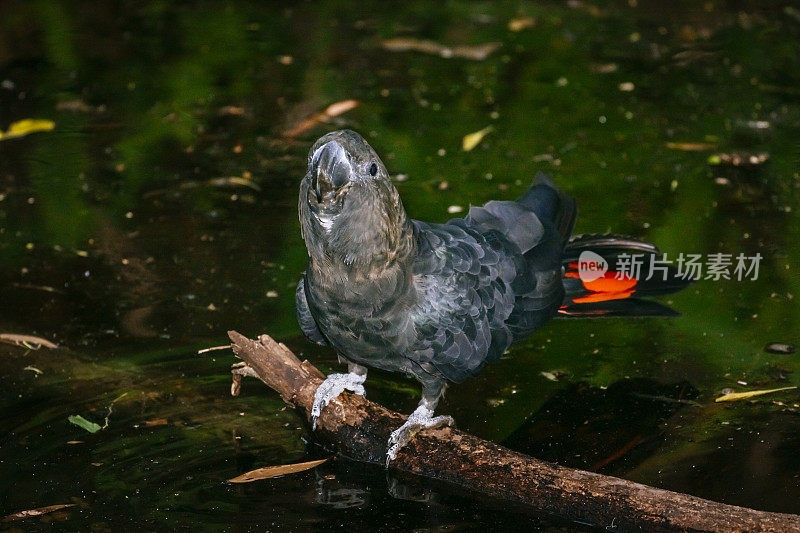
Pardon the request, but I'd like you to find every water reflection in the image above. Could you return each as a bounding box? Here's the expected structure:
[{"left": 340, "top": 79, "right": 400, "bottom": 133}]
[{"left": 503, "top": 378, "right": 700, "bottom": 472}]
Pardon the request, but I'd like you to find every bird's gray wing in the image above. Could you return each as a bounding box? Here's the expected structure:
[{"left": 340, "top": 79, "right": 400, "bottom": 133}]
[
  {"left": 408, "top": 221, "right": 517, "bottom": 383},
  {"left": 296, "top": 276, "right": 328, "bottom": 346},
  {"left": 467, "top": 179, "right": 570, "bottom": 340},
  {"left": 467, "top": 200, "right": 544, "bottom": 254}
]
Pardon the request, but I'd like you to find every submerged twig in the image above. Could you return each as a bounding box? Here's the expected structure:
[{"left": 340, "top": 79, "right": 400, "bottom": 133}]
[{"left": 102, "top": 392, "right": 129, "bottom": 430}]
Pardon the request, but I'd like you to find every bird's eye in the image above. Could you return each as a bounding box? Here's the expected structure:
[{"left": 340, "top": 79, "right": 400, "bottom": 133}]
[{"left": 369, "top": 162, "right": 378, "bottom": 176}]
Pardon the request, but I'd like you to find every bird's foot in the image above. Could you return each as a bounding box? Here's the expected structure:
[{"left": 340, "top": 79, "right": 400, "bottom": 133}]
[
  {"left": 386, "top": 405, "right": 454, "bottom": 464},
  {"left": 311, "top": 372, "right": 366, "bottom": 429}
]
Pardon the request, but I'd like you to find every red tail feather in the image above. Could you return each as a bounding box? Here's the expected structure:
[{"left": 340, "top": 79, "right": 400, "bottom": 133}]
[{"left": 562, "top": 264, "right": 638, "bottom": 307}]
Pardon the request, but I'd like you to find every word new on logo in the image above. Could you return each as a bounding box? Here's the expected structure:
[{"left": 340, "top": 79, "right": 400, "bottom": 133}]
[{"left": 577, "top": 251, "right": 608, "bottom": 282}]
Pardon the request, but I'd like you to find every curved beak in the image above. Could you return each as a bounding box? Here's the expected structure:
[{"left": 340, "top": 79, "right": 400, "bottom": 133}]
[{"left": 311, "top": 140, "right": 351, "bottom": 202}]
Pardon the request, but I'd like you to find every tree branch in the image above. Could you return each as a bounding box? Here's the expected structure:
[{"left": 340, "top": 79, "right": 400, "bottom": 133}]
[{"left": 227, "top": 331, "right": 800, "bottom": 533}]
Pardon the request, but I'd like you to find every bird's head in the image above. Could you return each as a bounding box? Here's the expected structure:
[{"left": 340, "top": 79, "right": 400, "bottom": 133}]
[{"left": 299, "top": 130, "right": 414, "bottom": 270}]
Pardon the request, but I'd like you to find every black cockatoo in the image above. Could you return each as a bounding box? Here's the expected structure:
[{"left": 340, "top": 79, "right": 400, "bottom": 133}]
[{"left": 296, "top": 130, "right": 685, "bottom": 461}]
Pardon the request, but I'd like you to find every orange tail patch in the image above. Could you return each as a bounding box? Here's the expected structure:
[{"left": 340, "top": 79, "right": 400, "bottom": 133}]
[{"left": 563, "top": 263, "right": 638, "bottom": 305}]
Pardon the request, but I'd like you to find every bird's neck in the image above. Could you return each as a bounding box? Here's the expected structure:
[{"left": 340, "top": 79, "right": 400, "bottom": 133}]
[{"left": 308, "top": 215, "right": 416, "bottom": 282}]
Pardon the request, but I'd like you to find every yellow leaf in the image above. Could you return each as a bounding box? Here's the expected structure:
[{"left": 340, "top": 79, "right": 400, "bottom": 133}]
[
  {"left": 715, "top": 386, "right": 797, "bottom": 403},
  {"left": 462, "top": 126, "right": 494, "bottom": 151},
  {"left": 0, "top": 119, "right": 55, "bottom": 140},
  {"left": 228, "top": 458, "right": 329, "bottom": 483},
  {"left": 664, "top": 141, "right": 716, "bottom": 151},
  {"left": 508, "top": 17, "right": 536, "bottom": 32}
]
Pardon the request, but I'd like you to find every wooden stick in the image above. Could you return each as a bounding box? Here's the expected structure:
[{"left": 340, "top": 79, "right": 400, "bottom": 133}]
[{"left": 227, "top": 331, "right": 800, "bottom": 533}]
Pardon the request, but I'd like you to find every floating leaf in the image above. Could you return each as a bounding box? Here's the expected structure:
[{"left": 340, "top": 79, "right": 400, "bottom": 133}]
[
  {"left": 68, "top": 415, "right": 102, "bottom": 433},
  {"left": 382, "top": 38, "right": 501, "bottom": 61},
  {"left": 324, "top": 100, "right": 360, "bottom": 117},
  {"left": 0, "top": 119, "right": 55, "bottom": 141},
  {"left": 0, "top": 333, "right": 59, "bottom": 349},
  {"left": 665, "top": 141, "right": 716, "bottom": 151},
  {"left": 2, "top": 504, "right": 76, "bottom": 522},
  {"left": 764, "top": 343, "right": 795, "bottom": 355},
  {"left": 508, "top": 17, "right": 535, "bottom": 32},
  {"left": 462, "top": 126, "right": 494, "bottom": 151},
  {"left": 591, "top": 63, "right": 618, "bottom": 74},
  {"left": 205, "top": 176, "right": 262, "bottom": 192},
  {"left": 217, "top": 105, "right": 247, "bottom": 117},
  {"left": 56, "top": 99, "right": 104, "bottom": 113},
  {"left": 284, "top": 100, "right": 360, "bottom": 138},
  {"left": 541, "top": 370, "right": 567, "bottom": 382},
  {"left": 715, "top": 386, "right": 797, "bottom": 403},
  {"left": 228, "top": 458, "right": 329, "bottom": 483}
]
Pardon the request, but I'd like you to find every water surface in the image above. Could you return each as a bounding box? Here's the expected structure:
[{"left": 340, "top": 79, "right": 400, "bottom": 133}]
[{"left": 1, "top": 1, "right": 799, "bottom": 530}]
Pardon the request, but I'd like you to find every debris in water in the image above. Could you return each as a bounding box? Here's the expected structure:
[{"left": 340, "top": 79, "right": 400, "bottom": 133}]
[
  {"left": 228, "top": 458, "right": 330, "bottom": 483},
  {"left": 143, "top": 418, "right": 169, "bottom": 427},
  {"left": 381, "top": 37, "right": 501, "bottom": 61},
  {"left": 2, "top": 504, "right": 76, "bottom": 522},
  {"left": 0, "top": 119, "right": 55, "bottom": 141},
  {"left": 56, "top": 99, "right": 105, "bottom": 113},
  {"left": 0, "top": 333, "right": 59, "bottom": 350},
  {"left": 462, "top": 125, "right": 494, "bottom": 151},
  {"left": 764, "top": 343, "right": 795, "bottom": 355},
  {"left": 217, "top": 106, "right": 247, "bottom": 117},
  {"left": 715, "top": 386, "right": 797, "bottom": 403},
  {"left": 102, "top": 392, "right": 128, "bottom": 430},
  {"left": 591, "top": 63, "right": 618, "bottom": 74},
  {"left": 707, "top": 152, "right": 769, "bottom": 167},
  {"left": 284, "top": 100, "right": 360, "bottom": 138},
  {"left": 197, "top": 345, "right": 232, "bottom": 355},
  {"left": 508, "top": 17, "right": 536, "bottom": 32},
  {"left": 68, "top": 415, "right": 102, "bottom": 434},
  {"left": 665, "top": 141, "right": 717, "bottom": 151}
]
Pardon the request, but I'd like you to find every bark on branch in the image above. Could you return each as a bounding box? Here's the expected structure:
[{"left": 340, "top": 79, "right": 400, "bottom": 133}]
[{"left": 227, "top": 331, "right": 800, "bottom": 533}]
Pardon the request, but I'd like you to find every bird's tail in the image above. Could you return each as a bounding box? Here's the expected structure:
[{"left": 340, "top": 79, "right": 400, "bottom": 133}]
[
  {"left": 516, "top": 172, "right": 577, "bottom": 247},
  {"left": 559, "top": 234, "right": 691, "bottom": 318}
]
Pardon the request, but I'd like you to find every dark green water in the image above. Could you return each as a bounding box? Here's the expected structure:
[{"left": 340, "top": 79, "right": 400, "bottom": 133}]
[{"left": 1, "top": 1, "right": 799, "bottom": 530}]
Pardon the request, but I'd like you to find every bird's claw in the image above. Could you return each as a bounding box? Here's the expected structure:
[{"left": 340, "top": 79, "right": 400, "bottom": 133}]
[
  {"left": 386, "top": 405, "right": 454, "bottom": 464},
  {"left": 311, "top": 372, "right": 367, "bottom": 429}
]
